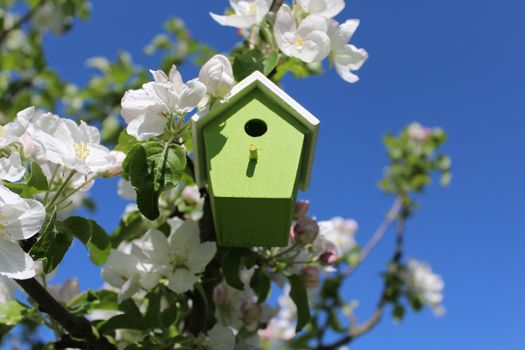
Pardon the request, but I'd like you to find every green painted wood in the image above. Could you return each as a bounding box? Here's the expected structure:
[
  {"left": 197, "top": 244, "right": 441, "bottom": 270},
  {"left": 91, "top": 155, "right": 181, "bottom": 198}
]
[{"left": 202, "top": 88, "right": 307, "bottom": 247}]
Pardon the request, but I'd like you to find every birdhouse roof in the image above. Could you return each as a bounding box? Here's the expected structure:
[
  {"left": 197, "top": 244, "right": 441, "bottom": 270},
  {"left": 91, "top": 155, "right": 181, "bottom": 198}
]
[{"left": 191, "top": 71, "right": 320, "bottom": 191}]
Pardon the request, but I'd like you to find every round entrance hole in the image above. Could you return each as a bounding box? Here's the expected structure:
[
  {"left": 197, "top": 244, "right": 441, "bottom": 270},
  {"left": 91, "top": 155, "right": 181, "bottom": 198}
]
[{"left": 244, "top": 119, "right": 267, "bottom": 137}]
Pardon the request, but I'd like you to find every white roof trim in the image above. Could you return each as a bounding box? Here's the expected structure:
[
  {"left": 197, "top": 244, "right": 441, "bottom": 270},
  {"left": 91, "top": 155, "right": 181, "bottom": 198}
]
[{"left": 192, "top": 71, "right": 319, "bottom": 191}]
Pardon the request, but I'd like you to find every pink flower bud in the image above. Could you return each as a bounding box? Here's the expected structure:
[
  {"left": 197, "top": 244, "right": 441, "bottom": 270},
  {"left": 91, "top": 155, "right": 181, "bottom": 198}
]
[
  {"left": 293, "top": 217, "right": 319, "bottom": 244},
  {"left": 181, "top": 185, "right": 201, "bottom": 204},
  {"left": 301, "top": 267, "right": 320, "bottom": 288},
  {"left": 213, "top": 283, "right": 228, "bottom": 304},
  {"left": 407, "top": 122, "right": 432, "bottom": 142},
  {"left": 294, "top": 200, "right": 310, "bottom": 219},
  {"left": 319, "top": 246, "right": 338, "bottom": 266}
]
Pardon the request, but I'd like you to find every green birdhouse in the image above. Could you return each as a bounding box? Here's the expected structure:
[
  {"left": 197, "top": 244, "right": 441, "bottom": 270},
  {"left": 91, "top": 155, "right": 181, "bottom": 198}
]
[{"left": 192, "top": 71, "right": 319, "bottom": 247}]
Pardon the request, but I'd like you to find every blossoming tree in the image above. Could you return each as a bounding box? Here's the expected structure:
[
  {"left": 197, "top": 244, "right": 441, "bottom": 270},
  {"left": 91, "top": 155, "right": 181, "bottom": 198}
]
[{"left": 0, "top": 1, "right": 451, "bottom": 349}]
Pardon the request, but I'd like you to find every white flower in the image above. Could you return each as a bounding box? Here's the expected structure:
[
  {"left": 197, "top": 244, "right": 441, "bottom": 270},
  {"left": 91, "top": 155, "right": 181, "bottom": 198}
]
[
  {"left": 141, "top": 218, "right": 216, "bottom": 294},
  {"left": 0, "top": 276, "right": 16, "bottom": 303},
  {"left": 199, "top": 55, "right": 235, "bottom": 99},
  {"left": 118, "top": 179, "right": 137, "bottom": 201},
  {"left": 328, "top": 19, "right": 368, "bottom": 83},
  {"left": 296, "top": 0, "right": 345, "bottom": 18},
  {"left": 101, "top": 245, "right": 161, "bottom": 303},
  {"left": 0, "top": 155, "right": 46, "bottom": 279},
  {"left": 29, "top": 113, "right": 116, "bottom": 175},
  {"left": 259, "top": 286, "right": 296, "bottom": 341},
  {"left": 207, "top": 324, "right": 236, "bottom": 350},
  {"left": 403, "top": 259, "right": 445, "bottom": 316},
  {"left": 318, "top": 217, "right": 357, "bottom": 256},
  {"left": 210, "top": 0, "right": 272, "bottom": 29},
  {"left": 121, "top": 65, "right": 206, "bottom": 141},
  {"left": 0, "top": 153, "right": 25, "bottom": 182},
  {"left": 407, "top": 122, "right": 432, "bottom": 141},
  {"left": 274, "top": 5, "right": 330, "bottom": 63},
  {"left": 0, "top": 107, "right": 34, "bottom": 148},
  {"left": 47, "top": 278, "right": 81, "bottom": 304}
]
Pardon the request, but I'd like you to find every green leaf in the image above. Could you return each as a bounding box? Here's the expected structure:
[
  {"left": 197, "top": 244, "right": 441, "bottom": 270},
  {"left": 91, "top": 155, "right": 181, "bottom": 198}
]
[
  {"left": 29, "top": 211, "right": 73, "bottom": 274},
  {"left": 112, "top": 211, "right": 151, "bottom": 247},
  {"left": 124, "top": 142, "right": 186, "bottom": 220},
  {"left": 233, "top": 49, "right": 279, "bottom": 81},
  {"left": 145, "top": 290, "right": 162, "bottom": 328},
  {"left": 221, "top": 249, "right": 245, "bottom": 290},
  {"left": 0, "top": 301, "right": 28, "bottom": 326},
  {"left": 124, "top": 144, "right": 159, "bottom": 220},
  {"left": 115, "top": 130, "right": 139, "bottom": 154},
  {"left": 250, "top": 268, "right": 271, "bottom": 304},
  {"left": 288, "top": 274, "right": 311, "bottom": 332},
  {"left": 62, "top": 216, "right": 111, "bottom": 265}
]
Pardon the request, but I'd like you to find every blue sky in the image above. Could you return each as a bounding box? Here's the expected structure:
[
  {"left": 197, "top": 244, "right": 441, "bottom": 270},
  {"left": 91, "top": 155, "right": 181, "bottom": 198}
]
[{"left": 29, "top": 0, "right": 525, "bottom": 349}]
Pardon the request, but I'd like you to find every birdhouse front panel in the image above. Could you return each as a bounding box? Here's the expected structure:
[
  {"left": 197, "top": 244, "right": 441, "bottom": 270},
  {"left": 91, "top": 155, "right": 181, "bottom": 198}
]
[{"left": 203, "top": 89, "right": 307, "bottom": 246}]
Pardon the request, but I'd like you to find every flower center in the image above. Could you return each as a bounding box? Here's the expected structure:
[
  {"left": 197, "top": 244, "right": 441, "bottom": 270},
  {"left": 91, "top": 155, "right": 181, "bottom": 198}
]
[
  {"left": 294, "top": 35, "right": 304, "bottom": 48},
  {"left": 0, "top": 212, "right": 8, "bottom": 237},
  {"left": 244, "top": 3, "right": 257, "bottom": 15},
  {"left": 171, "top": 254, "right": 187, "bottom": 269},
  {"left": 74, "top": 143, "right": 90, "bottom": 160}
]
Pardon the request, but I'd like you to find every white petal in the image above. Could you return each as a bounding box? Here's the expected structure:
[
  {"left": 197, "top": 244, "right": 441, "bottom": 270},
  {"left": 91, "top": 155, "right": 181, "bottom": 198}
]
[
  {"left": 274, "top": 5, "right": 297, "bottom": 51},
  {"left": 0, "top": 276, "right": 16, "bottom": 303},
  {"left": 168, "top": 220, "right": 200, "bottom": 254},
  {"left": 334, "top": 44, "right": 368, "bottom": 69},
  {"left": 210, "top": 12, "right": 258, "bottom": 29},
  {"left": 0, "top": 153, "right": 25, "bottom": 182},
  {"left": 187, "top": 242, "right": 217, "bottom": 274},
  {"left": 142, "top": 229, "right": 171, "bottom": 265},
  {"left": 126, "top": 114, "right": 167, "bottom": 141},
  {"left": 208, "top": 324, "right": 236, "bottom": 350},
  {"left": 168, "top": 65, "right": 185, "bottom": 91},
  {"left": 304, "top": 31, "right": 331, "bottom": 62},
  {"left": 297, "top": 15, "right": 327, "bottom": 37},
  {"left": 0, "top": 238, "right": 36, "bottom": 279},
  {"left": 118, "top": 274, "right": 141, "bottom": 303},
  {"left": 255, "top": 0, "right": 272, "bottom": 21},
  {"left": 150, "top": 69, "right": 169, "bottom": 83},
  {"left": 177, "top": 79, "right": 207, "bottom": 114},
  {"left": 300, "top": 0, "right": 345, "bottom": 18},
  {"left": 4, "top": 198, "right": 45, "bottom": 240},
  {"left": 120, "top": 86, "right": 167, "bottom": 124},
  {"left": 167, "top": 268, "right": 199, "bottom": 294},
  {"left": 331, "top": 19, "right": 360, "bottom": 50},
  {"left": 78, "top": 121, "right": 101, "bottom": 144}
]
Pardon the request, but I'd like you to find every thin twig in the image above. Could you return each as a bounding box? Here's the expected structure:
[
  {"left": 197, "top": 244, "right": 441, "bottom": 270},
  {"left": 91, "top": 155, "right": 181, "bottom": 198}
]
[
  {"left": 15, "top": 278, "right": 116, "bottom": 350},
  {"left": 342, "top": 196, "right": 403, "bottom": 277},
  {"left": 317, "top": 198, "right": 407, "bottom": 350}
]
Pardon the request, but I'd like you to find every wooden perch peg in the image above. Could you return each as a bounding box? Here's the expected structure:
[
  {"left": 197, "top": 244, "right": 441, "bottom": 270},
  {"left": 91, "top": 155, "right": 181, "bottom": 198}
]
[{"left": 249, "top": 144, "right": 258, "bottom": 160}]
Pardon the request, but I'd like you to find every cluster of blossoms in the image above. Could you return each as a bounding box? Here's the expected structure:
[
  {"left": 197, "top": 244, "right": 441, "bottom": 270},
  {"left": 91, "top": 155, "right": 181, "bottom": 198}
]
[
  {"left": 402, "top": 259, "right": 445, "bottom": 316},
  {"left": 121, "top": 55, "right": 235, "bottom": 142},
  {"left": 103, "top": 217, "right": 216, "bottom": 302},
  {"left": 211, "top": 0, "right": 368, "bottom": 83},
  {"left": 0, "top": 107, "right": 123, "bottom": 280}
]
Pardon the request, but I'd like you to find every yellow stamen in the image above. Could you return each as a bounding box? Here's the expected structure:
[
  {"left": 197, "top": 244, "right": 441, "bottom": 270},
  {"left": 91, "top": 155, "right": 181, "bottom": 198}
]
[
  {"left": 295, "top": 35, "right": 304, "bottom": 47},
  {"left": 74, "top": 143, "right": 90, "bottom": 160}
]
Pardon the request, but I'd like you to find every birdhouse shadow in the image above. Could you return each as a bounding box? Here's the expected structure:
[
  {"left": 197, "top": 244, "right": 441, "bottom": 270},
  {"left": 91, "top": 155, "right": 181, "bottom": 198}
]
[{"left": 246, "top": 159, "right": 256, "bottom": 177}]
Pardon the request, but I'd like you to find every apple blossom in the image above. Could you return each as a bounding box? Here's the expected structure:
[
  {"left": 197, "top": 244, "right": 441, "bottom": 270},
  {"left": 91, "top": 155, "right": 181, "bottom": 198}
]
[
  {"left": 140, "top": 218, "right": 216, "bottom": 294},
  {"left": 293, "top": 199, "right": 310, "bottom": 219},
  {"left": 206, "top": 324, "right": 236, "bottom": 350},
  {"left": 199, "top": 54, "right": 235, "bottom": 99},
  {"left": 407, "top": 122, "right": 432, "bottom": 141},
  {"left": 0, "top": 276, "right": 16, "bottom": 303},
  {"left": 47, "top": 278, "right": 81, "bottom": 304},
  {"left": 0, "top": 154, "right": 46, "bottom": 279},
  {"left": 0, "top": 106, "right": 33, "bottom": 149},
  {"left": 296, "top": 0, "right": 345, "bottom": 18},
  {"left": 274, "top": 5, "right": 331, "bottom": 63},
  {"left": 318, "top": 217, "right": 358, "bottom": 256},
  {"left": 29, "top": 112, "right": 116, "bottom": 175},
  {"left": 210, "top": 0, "right": 272, "bottom": 29},
  {"left": 121, "top": 65, "right": 206, "bottom": 141},
  {"left": 403, "top": 259, "right": 445, "bottom": 316},
  {"left": 328, "top": 19, "right": 368, "bottom": 83},
  {"left": 293, "top": 216, "right": 319, "bottom": 244},
  {"left": 0, "top": 153, "right": 25, "bottom": 183}
]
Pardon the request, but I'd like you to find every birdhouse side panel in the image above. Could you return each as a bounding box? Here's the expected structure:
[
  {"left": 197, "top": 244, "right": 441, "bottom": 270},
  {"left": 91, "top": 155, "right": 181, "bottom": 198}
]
[
  {"left": 210, "top": 196, "right": 295, "bottom": 247},
  {"left": 202, "top": 89, "right": 307, "bottom": 199}
]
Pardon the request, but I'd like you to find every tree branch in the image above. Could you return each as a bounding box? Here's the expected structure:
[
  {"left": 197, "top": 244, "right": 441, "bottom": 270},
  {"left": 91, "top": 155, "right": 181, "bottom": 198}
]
[
  {"left": 0, "top": 0, "right": 49, "bottom": 45},
  {"left": 317, "top": 198, "right": 407, "bottom": 350},
  {"left": 342, "top": 196, "right": 403, "bottom": 277},
  {"left": 15, "top": 278, "right": 116, "bottom": 350}
]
